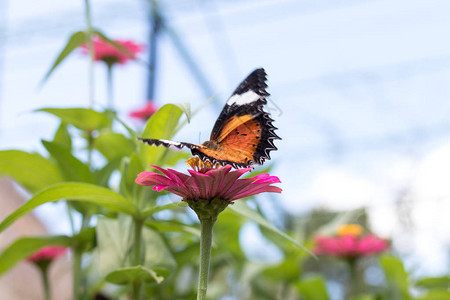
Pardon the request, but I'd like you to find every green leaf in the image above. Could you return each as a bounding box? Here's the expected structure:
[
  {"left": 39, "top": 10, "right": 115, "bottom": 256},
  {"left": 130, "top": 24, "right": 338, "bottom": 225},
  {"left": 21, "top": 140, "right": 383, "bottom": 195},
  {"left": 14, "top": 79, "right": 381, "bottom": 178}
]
[
  {"left": 120, "top": 153, "right": 144, "bottom": 202},
  {"left": 53, "top": 122, "right": 72, "bottom": 151},
  {"left": 72, "top": 227, "right": 96, "bottom": 252},
  {"left": 380, "top": 254, "right": 411, "bottom": 300},
  {"left": 214, "top": 210, "right": 246, "bottom": 258},
  {"left": 416, "top": 290, "right": 450, "bottom": 300},
  {"left": 227, "top": 201, "right": 310, "bottom": 253},
  {"left": 142, "top": 202, "right": 187, "bottom": 218},
  {"left": 37, "top": 108, "right": 110, "bottom": 132},
  {"left": 42, "top": 140, "right": 95, "bottom": 183},
  {"left": 261, "top": 258, "right": 302, "bottom": 281},
  {"left": 145, "top": 219, "right": 200, "bottom": 237},
  {"left": 93, "top": 131, "right": 135, "bottom": 160},
  {"left": 95, "top": 216, "right": 132, "bottom": 276},
  {"left": 140, "top": 104, "right": 185, "bottom": 166},
  {"left": 112, "top": 114, "right": 138, "bottom": 141},
  {"left": 174, "top": 102, "right": 191, "bottom": 123},
  {"left": 41, "top": 31, "right": 87, "bottom": 85},
  {"left": 160, "top": 151, "right": 191, "bottom": 167},
  {"left": 0, "top": 150, "right": 63, "bottom": 193},
  {"left": 105, "top": 265, "right": 164, "bottom": 285},
  {"left": 141, "top": 226, "right": 177, "bottom": 271},
  {"left": 95, "top": 157, "right": 122, "bottom": 187},
  {"left": 352, "top": 295, "right": 376, "bottom": 300},
  {"left": 416, "top": 276, "right": 450, "bottom": 290},
  {"left": 0, "top": 183, "right": 136, "bottom": 233},
  {"left": 95, "top": 216, "right": 176, "bottom": 278},
  {"left": 0, "top": 235, "right": 71, "bottom": 276},
  {"left": 296, "top": 275, "right": 330, "bottom": 300}
]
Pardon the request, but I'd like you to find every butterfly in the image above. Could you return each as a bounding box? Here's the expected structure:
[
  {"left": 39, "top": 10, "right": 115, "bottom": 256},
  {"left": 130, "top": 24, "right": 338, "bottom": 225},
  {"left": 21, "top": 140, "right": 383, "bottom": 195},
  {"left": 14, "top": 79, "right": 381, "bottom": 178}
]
[{"left": 139, "top": 68, "right": 280, "bottom": 168}]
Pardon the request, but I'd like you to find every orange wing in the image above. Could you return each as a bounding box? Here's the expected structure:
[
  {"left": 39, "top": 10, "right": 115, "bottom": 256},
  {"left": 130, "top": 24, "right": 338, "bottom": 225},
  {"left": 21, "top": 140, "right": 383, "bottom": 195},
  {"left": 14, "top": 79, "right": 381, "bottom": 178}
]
[
  {"left": 192, "top": 117, "right": 263, "bottom": 168},
  {"left": 213, "top": 114, "right": 257, "bottom": 142}
]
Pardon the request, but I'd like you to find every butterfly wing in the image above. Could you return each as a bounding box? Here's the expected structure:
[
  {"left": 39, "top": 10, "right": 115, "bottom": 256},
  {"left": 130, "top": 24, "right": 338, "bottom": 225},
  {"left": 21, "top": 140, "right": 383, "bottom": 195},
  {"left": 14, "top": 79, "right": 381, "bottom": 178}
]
[
  {"left": 193, "top": 68, "right": 280, "bottom": 167},
  {"left": 191, "top": 117, "right": 266, "bottom": 168},
  {"left": 139, "top": 68, "right": 280, "bottom": 168},
  {"left": 210, "top": 68, "right": 270, "bottom": 141},
  {"left": 138, "top": 138, "right": 203, "bottom": 150}
]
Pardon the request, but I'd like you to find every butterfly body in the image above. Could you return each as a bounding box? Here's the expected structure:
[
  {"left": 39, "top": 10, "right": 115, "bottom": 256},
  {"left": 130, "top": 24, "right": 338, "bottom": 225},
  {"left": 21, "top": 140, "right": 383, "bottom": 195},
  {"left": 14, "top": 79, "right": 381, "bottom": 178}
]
[{"left": 139, "top": 68, "right": 280, "bottom": 168}]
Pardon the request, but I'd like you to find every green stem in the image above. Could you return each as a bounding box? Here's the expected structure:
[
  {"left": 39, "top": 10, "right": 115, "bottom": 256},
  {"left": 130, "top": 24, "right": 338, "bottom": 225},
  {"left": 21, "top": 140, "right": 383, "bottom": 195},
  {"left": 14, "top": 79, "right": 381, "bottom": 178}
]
[
  {"left": 65, "top": 202, "right": 75, "bottom": 235},
  {"left": 39, "top": 265, "right": 51, "bottom": 300},
  {"left": 197, "top": 217, "right": 216, "bottom": 300},
  {"left": 72, "top": 215, "right": 91, "bottom": 300},
  {"left": 72, "top": 246, "right": 82, "bottom": 300},
  {"left": 186, "top": 198, "right": 229, "bottom": 300},
  {"left": 348, "top": 257, "right": 363, "bottom": 298},
  {"left": 87, "top": 130, "right": 94, "bottom": 167},
  {"left": 106, "top": 63, "right": 114, "bottom": 110},
  {"left": 84, "top": 0, "right": 95, "bottom": 108},
  {"left": 132, "top": 218, "right": 144, "bottom": 300}
]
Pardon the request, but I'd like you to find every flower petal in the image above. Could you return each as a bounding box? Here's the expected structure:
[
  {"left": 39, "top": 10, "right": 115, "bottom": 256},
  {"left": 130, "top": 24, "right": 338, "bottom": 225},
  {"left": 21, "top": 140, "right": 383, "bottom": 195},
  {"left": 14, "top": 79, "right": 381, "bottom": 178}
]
[{"left": 188, "top": 170, "right": 214, "bottom": 199}]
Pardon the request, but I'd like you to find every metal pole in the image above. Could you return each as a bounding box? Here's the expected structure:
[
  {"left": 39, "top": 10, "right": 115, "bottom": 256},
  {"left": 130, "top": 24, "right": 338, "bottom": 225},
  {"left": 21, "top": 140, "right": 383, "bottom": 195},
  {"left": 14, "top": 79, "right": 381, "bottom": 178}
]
[{"left": 146, "top": 2, "right": 161, "bottom": 102}]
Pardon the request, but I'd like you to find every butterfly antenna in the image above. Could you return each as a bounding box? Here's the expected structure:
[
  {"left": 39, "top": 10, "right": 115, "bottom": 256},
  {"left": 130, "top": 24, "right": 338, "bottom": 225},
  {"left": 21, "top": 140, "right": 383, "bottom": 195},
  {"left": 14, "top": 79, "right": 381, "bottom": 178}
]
[{"left": 267, "top": 97, "right": 283, "bottom": 117}]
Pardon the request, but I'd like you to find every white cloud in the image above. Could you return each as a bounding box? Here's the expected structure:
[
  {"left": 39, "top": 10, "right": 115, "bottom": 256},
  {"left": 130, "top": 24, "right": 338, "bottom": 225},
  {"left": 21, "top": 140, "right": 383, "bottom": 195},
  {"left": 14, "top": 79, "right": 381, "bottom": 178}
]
[{"left": 305, "top": 168, "right": 378, "bottom": 210}]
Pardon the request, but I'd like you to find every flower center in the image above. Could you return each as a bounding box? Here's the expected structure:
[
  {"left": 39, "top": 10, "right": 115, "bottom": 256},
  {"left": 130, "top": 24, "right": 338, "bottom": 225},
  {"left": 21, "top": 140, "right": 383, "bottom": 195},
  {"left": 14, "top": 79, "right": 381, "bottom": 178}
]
[
  {"left": 336, "top": 224, "right": 363, "bottom": 236},
  {"left": 185, "top": 157, "right": 222, "bottom": 173}
]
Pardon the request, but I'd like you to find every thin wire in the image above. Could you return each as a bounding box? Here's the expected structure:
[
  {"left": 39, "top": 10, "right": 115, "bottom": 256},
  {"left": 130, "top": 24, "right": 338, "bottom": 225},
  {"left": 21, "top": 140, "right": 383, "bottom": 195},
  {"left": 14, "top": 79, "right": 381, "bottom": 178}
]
[
  {"left": 0, "top": 0, "right": 372, "bottom": 43},
  {"left": 196, "top": 0, "right": 240, "bottom": 87}
]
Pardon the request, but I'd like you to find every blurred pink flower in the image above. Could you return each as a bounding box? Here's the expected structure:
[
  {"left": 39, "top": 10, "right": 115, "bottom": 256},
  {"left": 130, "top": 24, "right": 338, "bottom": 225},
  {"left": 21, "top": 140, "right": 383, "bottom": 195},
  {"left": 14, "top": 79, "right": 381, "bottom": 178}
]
[
  {"left": 135, "top": 158, "right": 282, "bottom": 201},
  {"left": 129, "top": 101, "right": 158, "bottom": 121},
  {"left": 313, "top": 233, "right": 388, "bottom": 258},
  {"left": 81, "top": 37, "right": 144, "bottom": 65},
  {"left": 27, "top": 246, "right": 67, "bottom": 263}
]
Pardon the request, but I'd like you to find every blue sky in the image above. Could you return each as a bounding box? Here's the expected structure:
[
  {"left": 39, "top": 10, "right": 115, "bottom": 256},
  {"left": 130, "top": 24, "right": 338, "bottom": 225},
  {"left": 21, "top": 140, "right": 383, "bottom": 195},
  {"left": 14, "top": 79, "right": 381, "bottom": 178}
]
[{"left": 1, "top": 0, "right": 450, "bottom": 277}]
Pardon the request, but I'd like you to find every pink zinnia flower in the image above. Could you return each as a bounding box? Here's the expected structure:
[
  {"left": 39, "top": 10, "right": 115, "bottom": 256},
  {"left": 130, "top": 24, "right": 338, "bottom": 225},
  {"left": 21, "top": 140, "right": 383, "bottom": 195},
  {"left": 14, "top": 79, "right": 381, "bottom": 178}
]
[
  {"left": 313, "top": 225, "right": 388, "bottom": 258},
  {"left": 129, "top": 101, "right": 158, "bottom": 121},
  {"left": 27, "top": 246, "right": 67, "bottom": 263},
  {"left": 81, "top": 36, "right": 144, "bottom": 65},
  {"left": 135, "top": 158, "right": 282, "bottom": 201}
]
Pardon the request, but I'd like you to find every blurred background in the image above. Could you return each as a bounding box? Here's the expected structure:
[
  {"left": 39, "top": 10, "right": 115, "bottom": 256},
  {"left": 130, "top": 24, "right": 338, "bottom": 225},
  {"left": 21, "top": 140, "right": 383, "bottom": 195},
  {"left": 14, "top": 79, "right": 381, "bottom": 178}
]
[{"left": 1, "top": 0, "right": 449, "bottom": 294}]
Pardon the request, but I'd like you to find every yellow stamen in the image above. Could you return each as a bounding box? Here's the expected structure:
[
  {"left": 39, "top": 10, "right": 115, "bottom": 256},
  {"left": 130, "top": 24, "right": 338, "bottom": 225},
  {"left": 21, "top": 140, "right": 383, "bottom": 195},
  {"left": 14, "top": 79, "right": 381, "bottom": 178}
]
[
  {"left": 336, "top": 224, "right": 363, "bottom": 236},
  {"left": 185, "top": 157, "right": 222, "bottom": 172}
]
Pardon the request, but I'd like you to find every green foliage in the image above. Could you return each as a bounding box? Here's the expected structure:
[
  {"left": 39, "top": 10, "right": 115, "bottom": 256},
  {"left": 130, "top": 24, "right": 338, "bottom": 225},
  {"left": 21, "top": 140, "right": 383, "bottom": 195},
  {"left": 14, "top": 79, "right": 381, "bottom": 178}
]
[
  {"left": 41, "top": 31, "right": 88, "bottom": 84},
  {"left": 415, "top": 276, "right": 450, "bottom": 300},
  {"left": 37, "top": 108, "right": 111, "bottom": 132},
  {"left": 42, "top": 140, "right": 96, "bottom": 183},
  {"left": 94, "top": 131, "right": 135, "bottom": 160},
  {"left": 140, "top": 103, "right": 187, "bottom": 166},
  {"left": 53, "top": 122, "right": 72, "bottom": 151},
  {"left": 228, "top": 201, "right": 308, "bottom": 252},
  {"left": 0, "top": 183, "right": 136, "bottom": 233},
  {"left": 4, "top": 42, "right": 443, "bottom": 298},
  {"left": 0, "top": 150, "right": 63, "bottom": 192},
  {"left": 0, "top": 15, "right": 331, "bottom": 300},
  {"left": 379, "top": 254, "right": 412, "bottom": 300},
  {"left": 0, "top": 235, "right": 71, "bottom": 276},
  {"left": 296, "top": 275, "right": 330, "bottom": 300},
  {"left": 106, "top": 266, "right": 164, "bottom": 285},
  {"left": 415, "top": 275, "right": 450, "bottom": 290},
  {"left": 96, "top": 216, "right": 175, "bottom": 285}
]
